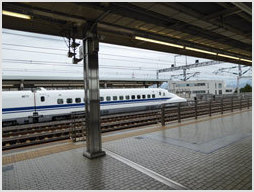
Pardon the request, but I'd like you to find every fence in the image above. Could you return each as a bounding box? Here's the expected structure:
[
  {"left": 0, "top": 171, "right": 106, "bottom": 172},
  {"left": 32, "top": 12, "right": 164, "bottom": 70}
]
[{"left": 160, "top": 96, "right": 252, "bottom": 126}]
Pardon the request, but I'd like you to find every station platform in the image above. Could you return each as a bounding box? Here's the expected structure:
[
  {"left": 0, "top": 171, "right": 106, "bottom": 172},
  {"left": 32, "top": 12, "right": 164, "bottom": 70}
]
[{"left": 2, "top": 109, "right": 252, "bottom": 190}]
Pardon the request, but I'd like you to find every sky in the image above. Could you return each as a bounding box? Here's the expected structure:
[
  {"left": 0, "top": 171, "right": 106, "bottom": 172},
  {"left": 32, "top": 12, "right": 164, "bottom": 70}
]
[{"left": 2, "top": 28, "right": 252, "bottom": 88}]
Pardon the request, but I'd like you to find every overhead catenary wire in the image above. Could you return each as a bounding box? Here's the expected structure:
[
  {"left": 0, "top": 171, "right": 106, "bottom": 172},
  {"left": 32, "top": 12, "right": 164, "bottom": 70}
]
[
  {"left": 2, "top": 59, "right": 161, "bottom": 71},
  {"left": 3, "top": 31, "right": 243, "bottom": 80},
  {"left": 2, "top": 45, "right": 179, "bottom": 66}
]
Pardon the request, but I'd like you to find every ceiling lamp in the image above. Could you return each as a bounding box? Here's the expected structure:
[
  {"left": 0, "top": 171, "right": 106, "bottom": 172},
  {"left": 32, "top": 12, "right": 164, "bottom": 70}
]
[
  {"left": 2, "top": 10, "right": 31, "bottom": 20},
  {"left": 135, "top": 36, "right": 184, "bottom": 49}
]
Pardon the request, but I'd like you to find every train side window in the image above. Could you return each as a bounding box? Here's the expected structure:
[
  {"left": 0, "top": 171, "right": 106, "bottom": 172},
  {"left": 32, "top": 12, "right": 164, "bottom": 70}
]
[
  {"left": 159, "top": 92, "right": 161, "bottom": 96},
  {"left": 137, "top": 95, "right": 141, "bottom": 99},
  {"left": 57, "top": 99, "right": 64, "bottom": 104},
  {"left": 163, "top": 92, "right": 165, "bottom": 96},
  {"left": 152, "top": 94, "right": 155, "bottom": 98},
  {"left": 66, "top": 98, "right": 73, "bottom": 104},
  {"left": 100, "top": 97, "right": 104, "bottom": 101},
  {"left": 125, "top": 95, "right": 130, "bottom": 100},
  {"left": 106, "top": 96, "right": 111, "bottom": 101},
  {"left": 131, "top": 95, "right": 135, "bottom": 100},
  {"left": 119, "top": 96, "right": 124, "bottom": 100},
  {"left": 113, "top": 96, "right": 117, "bottom": 101},
  {"left": 41, "top": 96, "right": 45, "bottom": 102},
  {"left": 75, "top": 98, "right": 81, "bottom": 103},
  {"left": 142, "top": 95, "right": 146, "bottom": 99},
  {"left": 147, "top": 95, "right": 151, "bottom": 99}
]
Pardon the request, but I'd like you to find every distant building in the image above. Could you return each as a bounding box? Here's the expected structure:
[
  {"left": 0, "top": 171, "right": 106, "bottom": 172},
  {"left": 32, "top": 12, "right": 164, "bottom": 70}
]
[{"left": 168, "top": 80, "right": 234, "bottom": 98}]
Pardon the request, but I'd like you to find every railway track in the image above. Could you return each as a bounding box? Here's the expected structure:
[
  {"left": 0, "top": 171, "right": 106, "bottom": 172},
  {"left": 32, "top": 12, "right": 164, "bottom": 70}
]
[{"left": 2, "top": 98, "right": 251, "bottom": 150}]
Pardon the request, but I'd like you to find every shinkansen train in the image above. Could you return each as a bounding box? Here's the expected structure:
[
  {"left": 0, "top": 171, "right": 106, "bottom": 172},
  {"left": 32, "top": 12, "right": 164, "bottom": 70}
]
[{"left": 2, "top": 87, "right": 187, "bottom": 126}]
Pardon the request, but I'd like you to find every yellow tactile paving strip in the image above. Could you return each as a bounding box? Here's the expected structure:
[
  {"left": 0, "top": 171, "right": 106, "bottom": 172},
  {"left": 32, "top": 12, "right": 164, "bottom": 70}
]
[{"left": 2, "top": 109, "right": 251, "bottom": 165}]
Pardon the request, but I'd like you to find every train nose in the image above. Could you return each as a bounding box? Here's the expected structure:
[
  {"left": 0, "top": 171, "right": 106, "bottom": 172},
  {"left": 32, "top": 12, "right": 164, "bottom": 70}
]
[
  {"left": 180, "top": 97, "right": 187, "bottom": 102},
  {"left": 172, "top": 97, "right": 187, "bottom": 103}
]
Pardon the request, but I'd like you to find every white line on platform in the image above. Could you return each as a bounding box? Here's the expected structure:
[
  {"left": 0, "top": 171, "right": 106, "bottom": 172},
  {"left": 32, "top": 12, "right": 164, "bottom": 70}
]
[{"left": 104, "top": 149, "right": 188, "bottom": 190}]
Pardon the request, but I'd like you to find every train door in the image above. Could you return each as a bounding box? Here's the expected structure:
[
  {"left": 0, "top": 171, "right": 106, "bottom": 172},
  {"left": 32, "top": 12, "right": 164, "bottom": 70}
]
[{"left": 30, "top": 90, "right": 40, "bottom": 123}]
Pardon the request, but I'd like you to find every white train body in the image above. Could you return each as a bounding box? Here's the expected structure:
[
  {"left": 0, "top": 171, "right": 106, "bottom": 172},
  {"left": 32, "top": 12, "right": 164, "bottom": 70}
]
[{"left": 2, "top": 88, "right": 186, "bottom": 125}]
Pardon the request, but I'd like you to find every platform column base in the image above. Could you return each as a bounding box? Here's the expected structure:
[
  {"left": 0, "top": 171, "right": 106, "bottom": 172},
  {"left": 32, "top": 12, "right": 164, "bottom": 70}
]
[{"left": 83, "top": 150, "right": 106, "bottom": 159}]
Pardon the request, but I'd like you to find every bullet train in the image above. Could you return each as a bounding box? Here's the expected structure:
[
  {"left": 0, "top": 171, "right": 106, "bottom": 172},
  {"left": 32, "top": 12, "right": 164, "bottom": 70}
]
[{"left": 2, "top": 87, "right": 187, "bottom": 126}]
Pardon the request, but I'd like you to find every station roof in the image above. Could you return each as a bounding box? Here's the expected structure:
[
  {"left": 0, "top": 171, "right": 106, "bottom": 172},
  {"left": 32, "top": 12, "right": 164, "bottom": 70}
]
[
  {"left": 3, "top": 76, "right": 168, "bottom": 89},
  {"left": 2, "top": 74, "right": 168, "bottom": 82},
  {"left": 2, "top": 2, "right": 252, "bottom": 66}
]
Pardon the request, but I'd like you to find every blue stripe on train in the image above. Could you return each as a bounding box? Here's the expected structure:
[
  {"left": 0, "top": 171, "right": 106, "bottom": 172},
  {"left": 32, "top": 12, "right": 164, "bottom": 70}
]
[{"left": 3, "top": 97, "right": 171, "bottom": 114}]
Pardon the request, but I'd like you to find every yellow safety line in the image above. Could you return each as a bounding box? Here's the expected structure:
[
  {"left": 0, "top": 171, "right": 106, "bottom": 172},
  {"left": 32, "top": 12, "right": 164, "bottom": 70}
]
[{"left": 2, "top": 109, "right": 251, "bottom": 165}]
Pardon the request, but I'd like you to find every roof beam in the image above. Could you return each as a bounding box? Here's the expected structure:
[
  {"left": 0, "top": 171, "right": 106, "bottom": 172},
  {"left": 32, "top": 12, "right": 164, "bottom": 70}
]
[
  {"left": 232, "top": 2, "right": 252, "bottom": 15},
  {"left": 78, "top": 2, "right": 251, "bottom": 52},
  {"left": 217, "top": 2, "right": 252, "bottom": 23},
  {"left": 162, "top": 3, "right": 251, "bottom": 40}
]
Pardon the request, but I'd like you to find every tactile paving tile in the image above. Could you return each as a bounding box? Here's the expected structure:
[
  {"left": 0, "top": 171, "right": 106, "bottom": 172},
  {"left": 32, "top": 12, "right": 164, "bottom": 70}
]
[
  {"left": 2, "top": 148, "right": 173, "bottom": 190},
  {"left": 103, "top": 111, "right": 252, "bottom": 190}
]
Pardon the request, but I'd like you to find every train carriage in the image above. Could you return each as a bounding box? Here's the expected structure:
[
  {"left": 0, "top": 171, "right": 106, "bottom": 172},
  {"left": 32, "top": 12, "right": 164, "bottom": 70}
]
[{"left": 2, "top": 88, "right": 186, "bottom": 125}]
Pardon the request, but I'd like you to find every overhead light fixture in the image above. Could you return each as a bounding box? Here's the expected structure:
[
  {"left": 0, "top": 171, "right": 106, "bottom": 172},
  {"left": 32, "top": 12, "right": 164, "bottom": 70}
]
[
  {"left": 218, "top": 53, "right": 239, "bottom": 60},
  {"left": 135, "top": 36, "right": 250, "bottom": 63},
  {"left": 240, "top": 58, "right": 252, "bottom": 63},
  {"left": 135, "top": 36, "right": 184, "bottom": 49},
  {"left": 2, "top": 10, "right": 31, "bottom": 20},
  {"left": 185, "top": 47, "right": 217, "bottom": 55}
]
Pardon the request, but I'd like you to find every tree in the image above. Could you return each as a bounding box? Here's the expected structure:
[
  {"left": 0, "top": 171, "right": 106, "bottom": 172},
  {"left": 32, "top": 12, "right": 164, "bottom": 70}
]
[{"left": 240, "top": 84, "right": 252, "bottom": 93}]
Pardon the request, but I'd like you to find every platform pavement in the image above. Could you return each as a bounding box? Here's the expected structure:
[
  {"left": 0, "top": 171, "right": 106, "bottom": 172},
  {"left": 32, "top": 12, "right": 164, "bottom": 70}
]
[{"left": 2, "top": 110, "right": 252, "bottom": 190}]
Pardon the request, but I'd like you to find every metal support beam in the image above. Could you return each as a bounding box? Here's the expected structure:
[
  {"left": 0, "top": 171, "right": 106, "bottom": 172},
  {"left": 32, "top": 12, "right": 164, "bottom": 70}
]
[
  {"left": 158, "top": 60, "right": 222, "bottom": 73},
  {"left": 231, "top": 96, "right": 234, "bottom": 112},
  {"left": 209, "top": 100, "right": 212, "bottom": 116},
  {"left": 19, "top": 79, "right": 24, "bottom": 90},
  {"left": 221, "top": 97, "right": 224, "bottom": 114},
  {"left": 232, "top": 2, "right": 252, "bottom": 15},
  {"left": 161, "top": 104, "right": 165, "bottom": 126},
  {"left": 83, "top": 22, "right": 105, "bottom": 159},
  {"left": 177, "top": 103, "right": 181, "bottom": 123},
  {"left": 183, "top": 68, "right": 187, "bottom": 81},
  {"left": 195, "top": 100, "right": 198, "bottom": 119},
  {"left": 239, "top": 96, "right": 242, "bottom": 110}
]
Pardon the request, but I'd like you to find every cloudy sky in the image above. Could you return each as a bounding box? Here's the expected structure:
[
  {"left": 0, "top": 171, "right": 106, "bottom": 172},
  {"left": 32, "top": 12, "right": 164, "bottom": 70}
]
[{"left": 2, "top": 28, "right": 252, "bottom": 88}]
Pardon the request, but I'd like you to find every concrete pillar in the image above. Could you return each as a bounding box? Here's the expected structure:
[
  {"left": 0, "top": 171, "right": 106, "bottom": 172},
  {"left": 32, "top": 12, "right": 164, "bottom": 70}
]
[{"left": 83, "top": 22, "right": 105, "bottom": 159}]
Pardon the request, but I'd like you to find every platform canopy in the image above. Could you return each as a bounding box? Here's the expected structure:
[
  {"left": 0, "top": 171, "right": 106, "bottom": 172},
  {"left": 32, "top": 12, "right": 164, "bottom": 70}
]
[{"left": 2, "top": 2, "right": 252, "bottom": 66}]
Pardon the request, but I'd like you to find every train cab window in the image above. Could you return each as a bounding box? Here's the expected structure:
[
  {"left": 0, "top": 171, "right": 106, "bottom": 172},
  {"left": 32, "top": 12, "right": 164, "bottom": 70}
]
[
  {"left": 137, "top": 95, "right": 141, "bottom": 99},
  {"left": 147, "top": 95, "right": 151, "bottom": 99},
  {"left": 142, "top": 95, "right": 146, "bottom": 99},
  {"left": 131, "top": 95, "right": 135, "bottom": 100},
  {"left": 41, "top": 96, "right": 45, "bottom": 102},
  {"left": 106, "top": 96, "right": 111, "bottom": 101},
  {"left": 152, "top": 94, "right": 155, "bottom": 98},
  {"left": 100, "top": 97, "right": 104, "bottom": 101},
  {"left": 119, "top": 96, "right": 124, "bottom": 100},
  {"left": 113, "top": 96, "right": 117, "bottom": 101},
  {"left": 57, "top": 99, "right": 64, "bottom": 104},
  {"left": 66, "top": 98, "right": 73, "bottom": 104},
  {"left": 125, "top": 95, "right": 130, "bottom": 100},
  {"left": 75, "top": 98, "right": 81, "bottom": 103}
]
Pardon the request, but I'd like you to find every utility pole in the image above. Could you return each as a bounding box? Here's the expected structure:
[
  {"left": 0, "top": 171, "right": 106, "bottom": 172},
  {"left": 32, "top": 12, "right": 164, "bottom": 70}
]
[
  {"left": 214, "top": 65, "right": 251, "bottom": 95},
  {"left": 237, "top": 64, "right": 242, "bottom": 95}
]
